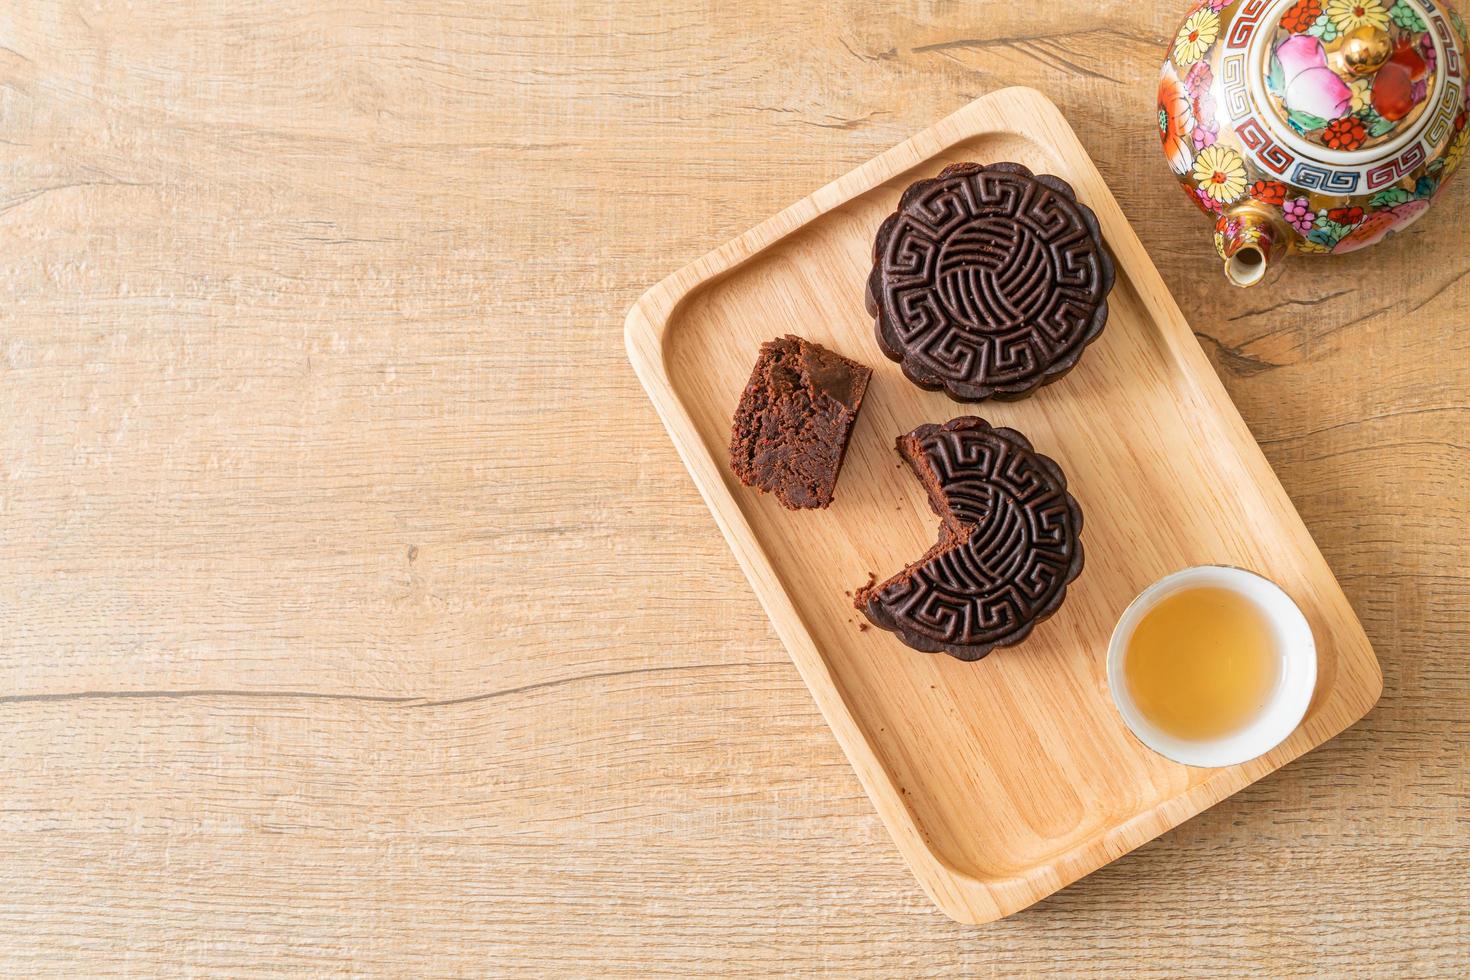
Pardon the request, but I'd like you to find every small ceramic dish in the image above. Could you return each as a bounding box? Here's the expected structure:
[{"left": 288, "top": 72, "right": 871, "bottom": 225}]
[{"left": 1107, "top": 565, "right": 1317, "bottom": 768}]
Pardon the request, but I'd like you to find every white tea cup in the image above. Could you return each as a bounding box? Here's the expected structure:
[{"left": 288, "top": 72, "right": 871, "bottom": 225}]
[{"left": 1106, "top": 565, "right": 1317, "bottom": 768}]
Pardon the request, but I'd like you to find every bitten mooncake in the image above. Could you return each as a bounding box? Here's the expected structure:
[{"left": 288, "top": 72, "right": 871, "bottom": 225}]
[{"left": 855, "top": 416, "right": 1084, "bottom": 660}]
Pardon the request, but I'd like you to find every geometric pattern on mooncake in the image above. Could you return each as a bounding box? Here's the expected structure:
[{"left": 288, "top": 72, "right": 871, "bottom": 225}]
[
  {"left": 855, "top": 417, "right": 1084, "bottom": 661},
  {"left": 866, "top": 162, "right": 1114, "bottom": 402}
]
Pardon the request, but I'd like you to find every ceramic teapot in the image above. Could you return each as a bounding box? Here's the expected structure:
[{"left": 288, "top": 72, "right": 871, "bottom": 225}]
[{"left": 1159, "top": 0, "right": 1470, "bottom": 285}]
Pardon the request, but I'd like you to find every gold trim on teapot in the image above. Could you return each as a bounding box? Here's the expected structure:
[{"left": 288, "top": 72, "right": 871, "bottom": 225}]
[{"left": 1159, "top": 0, "right": 1470, "bottom": 285}]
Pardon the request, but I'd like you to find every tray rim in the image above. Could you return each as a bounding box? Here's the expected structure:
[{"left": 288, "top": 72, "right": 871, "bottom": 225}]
[{"left": 623, "top": 86, "right": 1382, "bottom": 924}]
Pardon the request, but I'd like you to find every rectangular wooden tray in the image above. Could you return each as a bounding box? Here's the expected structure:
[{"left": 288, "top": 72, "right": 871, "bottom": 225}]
[{"left": 624, "top": 88, "right": 1381, "bottom": 924}]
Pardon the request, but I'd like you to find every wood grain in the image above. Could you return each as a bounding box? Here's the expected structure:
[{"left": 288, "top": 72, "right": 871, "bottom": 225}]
[
  {"left": 0, "top": 0, "right": 1465, "bottom": 974},
  {"left": 627, "top": 88, "right": 1382, "bottom": 925}
]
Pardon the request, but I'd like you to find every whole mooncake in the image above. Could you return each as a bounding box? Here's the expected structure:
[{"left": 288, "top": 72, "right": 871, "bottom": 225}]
[
  {"left": 855, "top": 417, "right": 1083, "bottom": 661},
  {"left": 867, "top": 162, "right": 1114, "bottom": 402}
]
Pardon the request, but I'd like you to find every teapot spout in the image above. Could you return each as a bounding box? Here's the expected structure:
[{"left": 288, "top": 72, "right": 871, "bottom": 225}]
[{"left": 1219, "top": 209, "right": 1283, "bottom": 288}]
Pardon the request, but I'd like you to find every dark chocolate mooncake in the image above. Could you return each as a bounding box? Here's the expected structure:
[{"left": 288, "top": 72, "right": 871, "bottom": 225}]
[
  {"left": 855, "top": 416, "right": 1083, "bottom": 661},
  {"left": 867, "top": 162, "right": 1114, "bottom": 402}
]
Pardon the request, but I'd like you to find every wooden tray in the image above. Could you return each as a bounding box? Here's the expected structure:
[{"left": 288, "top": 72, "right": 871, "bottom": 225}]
[{"left": 624, "top": 88, "right": 1381, "bottom": 924}]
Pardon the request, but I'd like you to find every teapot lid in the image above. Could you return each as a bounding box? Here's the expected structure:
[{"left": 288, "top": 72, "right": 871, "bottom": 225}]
[
  {"left": 1216, "top": 0, "right": 1465, "bottom": 193},
  {"left": 1259, "top": 0, "right": 1444, "bottom": 154}
]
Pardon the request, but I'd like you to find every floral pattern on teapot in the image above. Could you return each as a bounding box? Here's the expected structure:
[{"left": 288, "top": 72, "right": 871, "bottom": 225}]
[{"left": 1159, "top": 0, "right": 1470, "bottom": 279}]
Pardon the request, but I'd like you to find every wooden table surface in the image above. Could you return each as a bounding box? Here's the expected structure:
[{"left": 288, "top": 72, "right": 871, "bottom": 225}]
[{"left": 1, "top": 1, "right": 1466, "bottom": 975}]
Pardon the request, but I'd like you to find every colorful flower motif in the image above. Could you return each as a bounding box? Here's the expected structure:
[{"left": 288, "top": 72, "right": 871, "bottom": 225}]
[
  {"left": 1283, "top": 197, "right": 1316, "bottom": 233},
  {"left": 1192, "top": 120, "right": 1220, "bottom": 149},
  {"left": 1191, "top": 144, "right": 1247, "bottom": 204},
  {"left": 1184, "top": 60, "right": 1213, "bottom": 98},
  {"left": 1297, "top": 238, "right": 1333, "bottom": 253},
  {"left": 1281, "top": 0, "right": 1323, "bottom": 33},
  {"left": 1327, "top": 205, "right": 1365, "bottom": 225},
  {"left": 1349, "top": 77, "right": 1372, "bottom": 113},
  {"left": 1250, "top": 179, "right": 1288, "bottom": 204},
  {"left": 1327, "top": 0, "right": 1390, "bottom": 33},
  {"left": 1194, "top": 185, "right": 1225, "bottom": 214},
  {"left": 1308, "top": 12, "right": 1342, "bottom": 40},
  {"left": 1419, "top": 32, "right": 1436, "bottom": 75},
  {"left": 1191, "top": 86, "right": 1216, "bottom": 124},
  {"left": 1158, "top": 64, "right": 1196, "bottom": 176},
  {"left": 1276, "top": 34, "right": 1354, "bottom": 119},
  {"left": 1323, "top": 115, "right": 1368, "bottom": 149},
  {"left": 1205, "top": 0, "right": 1234, "bottom": 9},
  {"left": 1189, "top": 83, "right": 1219, "bottom": 151},
  {"left": 1174, "top": 8, "right": 1220, "bottom": 65},
  {"left": 1391, "top": 1, "right": 1428, "bottom": 32}
]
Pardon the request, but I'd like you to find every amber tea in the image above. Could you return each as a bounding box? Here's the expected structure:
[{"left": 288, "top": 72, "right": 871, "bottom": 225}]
[{"left": 1123, "top": 586, "right": 1281, "bottom": 741}]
